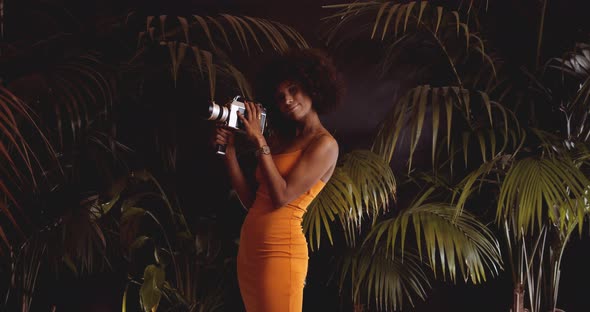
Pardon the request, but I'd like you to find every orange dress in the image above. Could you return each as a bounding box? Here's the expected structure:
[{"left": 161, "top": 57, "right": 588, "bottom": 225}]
[{"left": 237, "top": 149, "right": 326, "bottom": 312}]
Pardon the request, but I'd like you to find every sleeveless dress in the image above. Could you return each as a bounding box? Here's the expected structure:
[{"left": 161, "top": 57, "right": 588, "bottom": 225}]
[{"left": 237, "top": 149, "right": 326, "bottom": 312}]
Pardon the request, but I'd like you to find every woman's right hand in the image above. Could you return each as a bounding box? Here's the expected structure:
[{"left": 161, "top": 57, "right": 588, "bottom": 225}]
[{"left": 213, "top": 123, "right": 235, "bottom": 155}]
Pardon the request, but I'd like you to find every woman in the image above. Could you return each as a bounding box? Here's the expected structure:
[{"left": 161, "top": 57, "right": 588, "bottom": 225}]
[{"left": 213, "top": 48, "right": 345, "bottom": 312}]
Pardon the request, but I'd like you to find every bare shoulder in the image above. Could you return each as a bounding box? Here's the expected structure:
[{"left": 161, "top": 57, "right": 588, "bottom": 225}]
[
  {"left": 306, "top": 132, "right": 338, "bottom": 182},
  {"left": 307, "top": 131, "right": 338, "bottom": 158},
  {"left": 316, "top": 132, "right": 337, "bottom": 148}
]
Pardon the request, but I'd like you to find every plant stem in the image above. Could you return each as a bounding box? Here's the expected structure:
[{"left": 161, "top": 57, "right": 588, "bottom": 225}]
[
  {"left": 535, "top": 0, "right": 548, "bottom": 70},
  {"left": 513, "top": 282, "right": 525, "bottom": 312}
]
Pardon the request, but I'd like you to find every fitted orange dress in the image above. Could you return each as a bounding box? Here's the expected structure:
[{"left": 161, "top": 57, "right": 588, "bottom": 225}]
[{"left": 237, "top": 149, "right": 326, "bottom": 312}]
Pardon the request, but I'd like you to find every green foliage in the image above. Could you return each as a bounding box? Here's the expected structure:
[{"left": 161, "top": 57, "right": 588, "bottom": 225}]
[
  {"left": 336, "top": 246, "right": 430, "bottom": 311},
  {"left": 140, "top": 264, "right": 166, "bottom": 312},
  {"left": 318, "top": 0, "right": 590, "bottom": 311},
  {"left": 4, "top": 1, "right": 590, "bottom": 311},
  {"left": 1, "top": 3, "right": 309, "bottom": 311},
  {"left": 304, "top": 150, "right": 396, "bottom": 249}
]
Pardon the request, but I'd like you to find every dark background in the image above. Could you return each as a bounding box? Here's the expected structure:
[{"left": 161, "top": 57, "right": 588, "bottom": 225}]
[{"left": 6, "top": 0, "right": 590, "bottom": 311}]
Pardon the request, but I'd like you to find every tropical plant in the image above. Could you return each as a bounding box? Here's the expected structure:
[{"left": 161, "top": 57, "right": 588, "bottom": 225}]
[
  {"left": 313, "top": 0, "right": 590, "bottom": 311},
  {"left": 8, "top": 1, "right": 589, "bottom": 312},
  {"left": 0, "top": 1, "right": 315, "bottom": 311}
]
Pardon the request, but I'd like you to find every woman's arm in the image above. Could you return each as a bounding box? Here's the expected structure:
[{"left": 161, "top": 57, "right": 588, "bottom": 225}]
[
  {"left": 256, "top": 134, "right": 338, "bottom": 208},
  {"left": 237, "top": 101, "right": 338, "bottom": 209},
  {"left": 214, "top": 125, "right": 255, "bottom": 208}
]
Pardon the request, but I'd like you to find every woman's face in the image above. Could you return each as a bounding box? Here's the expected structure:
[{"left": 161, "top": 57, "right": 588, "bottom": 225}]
[{"left": 274, "top": 81, "right": 313, "bottom": 121}]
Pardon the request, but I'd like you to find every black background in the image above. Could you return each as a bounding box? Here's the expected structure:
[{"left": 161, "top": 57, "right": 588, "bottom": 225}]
[{"left": 7, "top": 0, "right": 590, "bottom": 311}]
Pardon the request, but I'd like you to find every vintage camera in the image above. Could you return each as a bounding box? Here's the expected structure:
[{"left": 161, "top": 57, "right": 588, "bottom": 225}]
[{"left": 207, "top": 95, "right": 267, "bottom": 155}]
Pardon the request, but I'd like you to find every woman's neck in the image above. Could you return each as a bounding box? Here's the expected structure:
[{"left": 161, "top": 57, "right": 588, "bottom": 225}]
[{"left": 295, "top": 113, "right": 323, "bottom": 136}]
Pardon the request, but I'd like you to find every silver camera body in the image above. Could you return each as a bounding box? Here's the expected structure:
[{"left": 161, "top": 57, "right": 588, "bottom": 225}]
[{"left": 207, "top": 95, "right": 267, "bottom": 155}]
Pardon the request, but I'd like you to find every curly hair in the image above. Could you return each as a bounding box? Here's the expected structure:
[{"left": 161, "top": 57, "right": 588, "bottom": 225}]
[{"left": 253, "top": 48, "right": 345, "bottom": 137}]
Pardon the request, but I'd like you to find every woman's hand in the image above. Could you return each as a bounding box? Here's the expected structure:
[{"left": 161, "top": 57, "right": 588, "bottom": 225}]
[
  {"left": 212, "top": 122, "right": 236, "bottom": 155},
  {"left": 237, "top": 101, "right": 265, "bottom": 144}
]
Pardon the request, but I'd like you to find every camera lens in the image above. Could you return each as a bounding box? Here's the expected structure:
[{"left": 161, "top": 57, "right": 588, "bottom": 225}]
[{"left": 207, "top": 102, "right": 229, "bottom": 122}]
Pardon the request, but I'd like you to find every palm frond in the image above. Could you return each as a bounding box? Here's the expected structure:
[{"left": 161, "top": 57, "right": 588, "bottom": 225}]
[
  {"left": 544, "top": 43, "right": 590, "bottom": 140},
  {"left": 158, "top": 252, "right": 226, "bottom": 312},
  {"left": 365, "top": 202, "right": 503, "bottom": 284},
  {"left": 497, "top": 157, "right": 590, "bottom": 235},
  {"left": 371, "top": 85, "right": 520, "bottom": 171},
  {"left": 8, "top": 191, "right": 111, "bottom": 309},
  {"left": 335, "top": 246, "right": 430, "bottom": 312},
  {"left": 338, "top": 150, "right": 397, "bottom": 223},
  {"left": 48, "top": 54, "right": 116, "bottom": 148},
  {"left": 546, "top": 42, "right": 590, "bottom": 79},
  {"left": 0, "top": 86, "right": 62, "bottom": 251},
  {"left": 304, "top": 167, "right": 362, "bottom": 250},
  {"left": 215, "top": 62, "right": 254, "bottom": 100},
  {"left": 503, "top": 211, "right": 579, "bottom": 312},
  {"left": 321, "top": 1, "right": 498, "bottom": 85},
  {"left": 8, "top": 233, "right": 46, "bottom": 312},
  {"left": 322, "top": 1, "right": 428, "bottom": 44},
  {"left": 61, "top": 197, "right": 110, "bottom": 275},
  {"left": 132, "top": 14, "right": 309, "bottom": 101},
  {"left": 453, "top": 156, "right": 502, "bottom": 216},
  {"left": 458, "top": 0, "right": 490, "bottom": 14},
  {"left": 0, "top": 86, "right": 57, "bottom": 187}
]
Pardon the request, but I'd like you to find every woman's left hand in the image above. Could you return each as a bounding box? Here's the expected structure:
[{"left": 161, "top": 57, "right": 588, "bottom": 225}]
[{"left": 237, "top": 101, "right": 265, "bottom": 143}]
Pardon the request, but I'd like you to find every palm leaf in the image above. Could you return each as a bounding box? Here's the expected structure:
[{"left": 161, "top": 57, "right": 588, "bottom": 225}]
[
  {"left": 365, "top": 202, "right": 502, "bottom": 284},
  {"left": 545, "top": 43, "right": 590, "bottom": 140},
  {"left": 0, "top": 87, "right": 55, "bottom": 187},
  {"left": 497, "top": 157, "right": 590, "bottom": 235},
  {"left": 335, "top": 246, "right": 430, "bottom": 312},
  {"left": 134, "top": 14, "right": 309, "bottom": 100},
  {"left": 371, "top": 85, "right": 516, "bottom": 170},
  {"left": 458, "top": 0, "right": 490, "bottom": 13},
  {"left": 0, "top": 86, "right": 61, "bottom": 250},
  {"left": 547, "top": 43, "right": 590, "bottom": 79},
  {"left": 215, "top": 63, "right": 254, "bottom": 100},
  {"left": 304, "top": 167, "right": 362, "bottom": 250},
  {"left": 321, "top": 1, "right": 497, "bottom": 87},
  {"left": 10, "top": 233, "right": 46, "bottom": 311},
  {"left": 338, "top": 150, "right": 397, "bottom": 224},
  {"left": 453, "top": 157, "right": 501, "bottom": 217},
  {"left": 31, "top": 54, "right": 116, "bottom": 150}
]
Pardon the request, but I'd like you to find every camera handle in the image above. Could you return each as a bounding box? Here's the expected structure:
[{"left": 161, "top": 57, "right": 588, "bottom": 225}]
[
  {"left": 216, "top": 143, "right": 226, "bottom": 155},
  {"left": 215, "top": 119, "right": 229, "bottom": 156}
]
